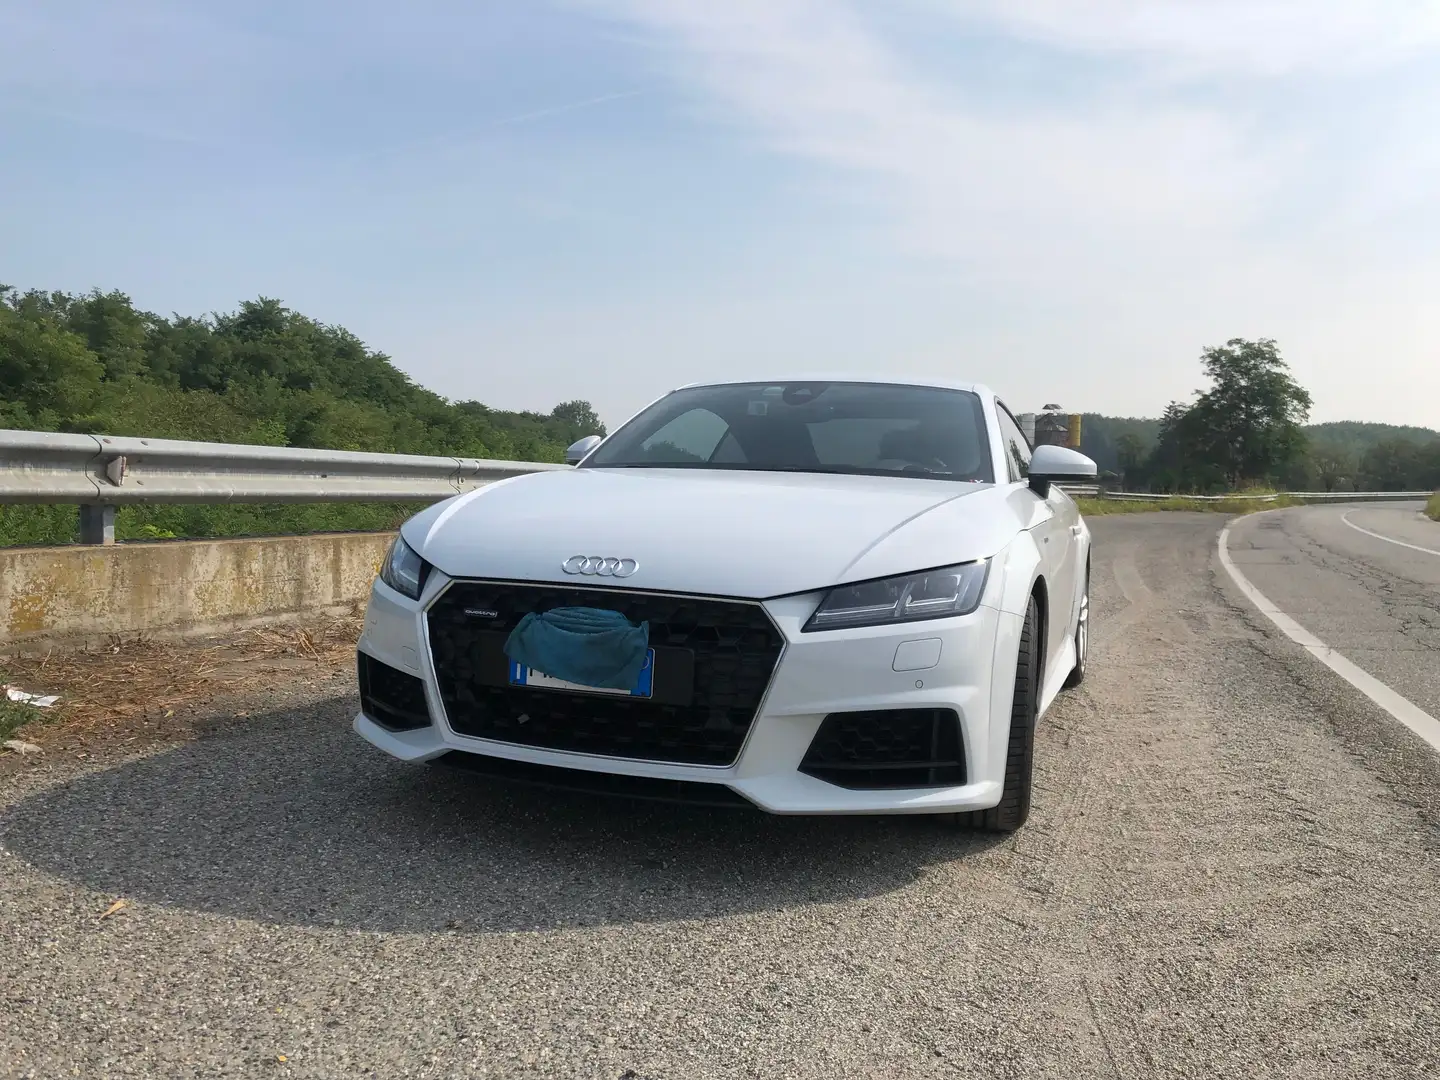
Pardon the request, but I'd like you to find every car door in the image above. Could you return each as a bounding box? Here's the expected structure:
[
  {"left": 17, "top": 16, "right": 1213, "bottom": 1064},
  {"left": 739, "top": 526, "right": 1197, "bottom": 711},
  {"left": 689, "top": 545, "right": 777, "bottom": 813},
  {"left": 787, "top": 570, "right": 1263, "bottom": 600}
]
[
  {"left": 1045, "top": 482, "right": 1086, "bottom": 641},
  {"left": 995, "top": 402, "right": 1076, "bottom": 678}
]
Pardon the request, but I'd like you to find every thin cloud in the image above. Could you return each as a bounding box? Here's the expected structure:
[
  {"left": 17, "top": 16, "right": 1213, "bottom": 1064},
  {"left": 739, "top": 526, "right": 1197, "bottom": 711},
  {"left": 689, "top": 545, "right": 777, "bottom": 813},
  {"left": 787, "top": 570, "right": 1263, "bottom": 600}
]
[
  {"left": 930, "top": 0, "right": 1440, "bottom": 76},
  {"left": 569, "top": 0, "right": 1270, "bottom": 277},
  {"left": 349, "top": 90, "right": 646, "bottom": 164},
  {"left": 0, "top": 98, "right": 232, "bottom": 151},
  {"left": 569, "top": 0, "right": 1440, "bottom": 421},
  {"left": 496, "top": 90, "right": 645, "bottom": 126}
]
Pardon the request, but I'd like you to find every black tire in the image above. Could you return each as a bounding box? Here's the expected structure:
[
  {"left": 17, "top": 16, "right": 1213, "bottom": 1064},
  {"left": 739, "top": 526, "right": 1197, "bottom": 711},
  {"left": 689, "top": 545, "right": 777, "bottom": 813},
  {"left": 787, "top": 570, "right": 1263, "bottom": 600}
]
[
  {"left": 1062, "top": 562, "right": 1090, "bottom": 690},
  {"left": 951, "top": 594, "right": 1040, "bottom": 833}
]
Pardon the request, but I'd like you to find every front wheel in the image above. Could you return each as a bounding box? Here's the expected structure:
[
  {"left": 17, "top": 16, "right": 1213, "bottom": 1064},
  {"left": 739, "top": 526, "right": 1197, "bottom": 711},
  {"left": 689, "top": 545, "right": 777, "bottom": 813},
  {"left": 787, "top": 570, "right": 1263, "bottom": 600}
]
[{"left": 950, "top": 594, "right": 1040, "bottom": 834}]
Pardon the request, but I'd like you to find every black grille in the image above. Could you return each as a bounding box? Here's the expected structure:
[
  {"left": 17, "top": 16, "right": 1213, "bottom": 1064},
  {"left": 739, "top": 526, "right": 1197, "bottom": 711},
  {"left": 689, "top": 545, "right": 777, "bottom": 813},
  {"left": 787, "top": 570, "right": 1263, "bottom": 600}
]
[
  {"left": 800, "top": 708, "right": 965, "bottom": 789},
  {"left": 432, "top": 751, "right": 756, "bottom": 808},
  {"left": 427, "top": 581, "right": 784, "bottom": 767},
  {"left": 358, "top": 652, "right": 432, "bottom": 732}
]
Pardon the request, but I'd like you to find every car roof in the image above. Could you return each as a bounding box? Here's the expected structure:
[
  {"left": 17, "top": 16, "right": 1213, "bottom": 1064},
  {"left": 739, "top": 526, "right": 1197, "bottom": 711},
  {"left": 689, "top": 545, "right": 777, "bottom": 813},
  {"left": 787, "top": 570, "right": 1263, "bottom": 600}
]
[{"left": 673, "top": 374, "right": 996, "bottom": 399}]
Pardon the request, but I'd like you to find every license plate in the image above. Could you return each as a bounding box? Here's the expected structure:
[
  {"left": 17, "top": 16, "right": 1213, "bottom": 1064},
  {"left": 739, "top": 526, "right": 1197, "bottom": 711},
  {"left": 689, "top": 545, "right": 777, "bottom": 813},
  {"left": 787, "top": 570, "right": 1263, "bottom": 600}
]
[{"left": 508, "top": 649, "right": 655, "bottom": 699}]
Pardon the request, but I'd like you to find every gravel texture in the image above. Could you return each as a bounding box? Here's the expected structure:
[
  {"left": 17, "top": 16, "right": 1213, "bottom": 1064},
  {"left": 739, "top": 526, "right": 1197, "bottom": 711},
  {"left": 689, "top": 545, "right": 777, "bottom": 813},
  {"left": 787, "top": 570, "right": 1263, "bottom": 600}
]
[{"left": 3, "top": 510, "right": 1440, "bottom": 1078}]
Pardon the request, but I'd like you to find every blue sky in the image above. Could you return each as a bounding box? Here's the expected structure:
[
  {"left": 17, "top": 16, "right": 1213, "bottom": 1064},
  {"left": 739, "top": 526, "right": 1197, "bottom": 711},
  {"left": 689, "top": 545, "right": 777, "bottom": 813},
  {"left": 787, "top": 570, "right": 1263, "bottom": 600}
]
[{"left": 3, "top": 1, "right": 1438, "bottom": 429}]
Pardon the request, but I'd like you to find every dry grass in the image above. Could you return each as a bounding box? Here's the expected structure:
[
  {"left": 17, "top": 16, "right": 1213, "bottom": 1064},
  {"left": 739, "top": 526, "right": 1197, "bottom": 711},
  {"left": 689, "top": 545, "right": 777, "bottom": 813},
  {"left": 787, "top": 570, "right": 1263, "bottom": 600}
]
[
  {"left": 1074, "top": 495, "right": 1299, "bottom": 517},
  {"left": 1, "top": 612, "right": 362, "bottom": 748},
  {"left": 0, "top": 695, "right": 43, "bottom": 742},
  {"left": 1427, "top": 492, "right": 1440, "bottom": 522}
]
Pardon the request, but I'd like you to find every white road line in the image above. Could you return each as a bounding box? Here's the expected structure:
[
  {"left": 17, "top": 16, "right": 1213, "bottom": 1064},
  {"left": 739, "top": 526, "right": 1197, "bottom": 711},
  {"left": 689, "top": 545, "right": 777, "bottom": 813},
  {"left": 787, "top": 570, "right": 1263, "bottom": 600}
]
[
  {"left": 1218, "top": 514, "right": 1440, "bottom": 757},
  {"left": 1341, "top": 510, "right": 1440, "bottom": 557}
]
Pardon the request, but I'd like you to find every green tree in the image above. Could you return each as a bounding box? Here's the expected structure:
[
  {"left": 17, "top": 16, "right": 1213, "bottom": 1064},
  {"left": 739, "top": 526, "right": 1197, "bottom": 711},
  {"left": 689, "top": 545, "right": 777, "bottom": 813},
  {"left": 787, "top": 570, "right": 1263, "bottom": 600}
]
[
  {"left": 1149, "top": 401, "right": 1224, "bottom": 492},
  {"left": 1360, "top": 438, "right": 1440, "bottom": 491},
  {"left": 1311, "top": 450, "right": 1356, "bottom": 492},
  {"left": 550, "top": 399, "right": 607, "bottom": 438},
  {"left": 1115, "top": 433, "right": 1146, "bottom": 488},
  {"left": 1158, "top": 338, "right": 1312, "bottom": 490},
  {"left": 0, "top": 286, "right": 106, "bottom": 428},
  {"left": 0, "top": 282, "right": 609, "bottom": 545},
  {"left": 1077, "top": 414, "right": 1162, "bottom": 474},
  {"left": 62, "top": 288, "right": 155, "bottom": 381}
]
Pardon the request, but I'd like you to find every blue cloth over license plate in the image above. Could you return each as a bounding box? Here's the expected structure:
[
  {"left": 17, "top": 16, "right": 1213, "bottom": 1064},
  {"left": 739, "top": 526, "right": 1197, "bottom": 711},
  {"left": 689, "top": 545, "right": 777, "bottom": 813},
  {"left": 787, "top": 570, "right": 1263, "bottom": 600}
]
[
  {"left": 502, "top": 606, "right": 652, "bottom": 693},
  {"left": 509, "top": 649, "right": 655, "bottom": 698}
]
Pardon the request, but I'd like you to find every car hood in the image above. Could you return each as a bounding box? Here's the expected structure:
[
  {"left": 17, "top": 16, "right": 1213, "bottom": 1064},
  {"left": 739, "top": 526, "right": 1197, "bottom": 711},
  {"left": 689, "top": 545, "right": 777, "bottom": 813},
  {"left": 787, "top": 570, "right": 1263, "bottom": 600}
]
[{"left": 405, "top": 467, "right": 1020, "bottom": 599}]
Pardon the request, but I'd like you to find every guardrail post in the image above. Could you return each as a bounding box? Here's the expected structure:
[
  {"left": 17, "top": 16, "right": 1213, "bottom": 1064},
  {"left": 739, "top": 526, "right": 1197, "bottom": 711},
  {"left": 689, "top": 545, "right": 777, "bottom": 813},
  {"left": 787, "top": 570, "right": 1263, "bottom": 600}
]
[{"left": 79, "top": 505, "right": 116, "bottom": 545}]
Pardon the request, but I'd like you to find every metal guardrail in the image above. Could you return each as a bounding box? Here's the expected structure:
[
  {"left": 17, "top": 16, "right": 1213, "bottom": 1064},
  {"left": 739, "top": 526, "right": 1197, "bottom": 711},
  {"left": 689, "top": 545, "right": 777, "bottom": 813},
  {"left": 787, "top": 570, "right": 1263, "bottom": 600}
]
[
  {"left": 1090, "top": 490, "right": 1431, "bottom": 503},
  {"left": 1057, "top": 485, "right": 1432, "bottom": 504},
  {"left": 1, "top": 429, "right": 565, "bottom": 543},
  {"left": 3, "top": 428, "right": 1432, "bottom": 544}
]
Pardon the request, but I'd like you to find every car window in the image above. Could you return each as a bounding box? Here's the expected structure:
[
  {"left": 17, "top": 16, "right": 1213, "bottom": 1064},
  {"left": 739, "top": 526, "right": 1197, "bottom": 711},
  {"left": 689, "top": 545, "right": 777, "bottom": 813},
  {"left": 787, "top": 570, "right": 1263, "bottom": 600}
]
[
  {"left": 582, "top": 381, "right": 995, "bottom": 484},
  {"left": 636, "top": 408, "right": 730, "bottom": 463},
  {"left": 807, "top": 417, "right": 984, "bottom": 476},
  {"left": 711, "top": 430, "right": 747, "bottom": 463},
  {"left": 807, "top": 417, "right": 911, "bottom": 466},
  {"left": 995, "top": 404, "right": 1032, "bottom": 482}
]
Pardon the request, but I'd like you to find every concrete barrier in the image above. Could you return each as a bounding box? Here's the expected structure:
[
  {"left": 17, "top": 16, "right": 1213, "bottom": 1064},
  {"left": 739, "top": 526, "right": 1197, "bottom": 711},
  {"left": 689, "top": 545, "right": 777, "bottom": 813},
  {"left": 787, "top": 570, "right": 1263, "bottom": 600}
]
[{"left": 0, "top": 532, "right": 394, "bottom": 651}]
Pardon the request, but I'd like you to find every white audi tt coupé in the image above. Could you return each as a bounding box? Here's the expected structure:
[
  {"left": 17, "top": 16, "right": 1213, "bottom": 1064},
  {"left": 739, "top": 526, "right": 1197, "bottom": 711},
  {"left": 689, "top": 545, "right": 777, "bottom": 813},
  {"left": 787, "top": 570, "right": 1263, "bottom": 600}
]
[{"left": 355, "top": 377, "right": 1096, "bottom": 831}]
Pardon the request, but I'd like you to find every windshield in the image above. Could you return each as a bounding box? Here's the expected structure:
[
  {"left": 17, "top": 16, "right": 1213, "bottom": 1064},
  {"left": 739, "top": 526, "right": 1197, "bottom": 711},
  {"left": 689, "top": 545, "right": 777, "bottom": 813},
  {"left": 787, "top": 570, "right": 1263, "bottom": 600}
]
[{"left": 581, "top": 381, "right": 995, "bottom": 483}]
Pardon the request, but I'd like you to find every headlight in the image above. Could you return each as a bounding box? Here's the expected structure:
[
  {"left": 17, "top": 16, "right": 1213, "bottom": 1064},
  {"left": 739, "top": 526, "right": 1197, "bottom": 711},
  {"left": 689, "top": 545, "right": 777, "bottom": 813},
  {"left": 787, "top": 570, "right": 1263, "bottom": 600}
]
[
  {"left": 803, "top": 560, "right": 990, "bottom": 632},
  {"left": 379, "top": 535, "right": 430, "bottom": 600}
]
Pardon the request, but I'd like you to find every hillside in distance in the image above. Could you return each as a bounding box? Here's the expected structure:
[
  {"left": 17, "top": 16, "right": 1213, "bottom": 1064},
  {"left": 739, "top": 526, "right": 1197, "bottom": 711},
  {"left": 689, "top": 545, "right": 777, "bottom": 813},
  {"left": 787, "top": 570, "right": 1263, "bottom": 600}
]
[
  {"left": 1304, "top": 420, "right": 1440, "bottom": 457},
  {"left": 0, "top": 285, "right": 604, "bottom": 460},
  {"left": 0, "top": 284, "right": 605, "bottom": 544},
  {"left": 1079, "top": 412, "right": 1438, "bottom": 485}
]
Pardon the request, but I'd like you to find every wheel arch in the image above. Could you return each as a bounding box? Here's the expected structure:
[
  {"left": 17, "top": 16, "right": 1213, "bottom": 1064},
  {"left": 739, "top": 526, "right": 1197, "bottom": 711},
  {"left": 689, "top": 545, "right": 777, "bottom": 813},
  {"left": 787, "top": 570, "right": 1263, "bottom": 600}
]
[
  {"left": 1028, "top": 574, "right": 1048, "bottom": 661},
  {"left": 982, "top": 534, "right": 1047, "bottom": 788}
]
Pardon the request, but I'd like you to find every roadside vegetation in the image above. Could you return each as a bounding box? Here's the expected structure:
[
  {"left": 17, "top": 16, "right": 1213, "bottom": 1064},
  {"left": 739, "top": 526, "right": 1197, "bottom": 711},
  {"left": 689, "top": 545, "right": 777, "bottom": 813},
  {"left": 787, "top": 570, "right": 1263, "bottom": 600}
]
[
  {"left": 1, "top": 284, "right": 605, "bottom": 546},
  {"left": 1076, "top": 339, "right": 1440, "bottom": 496},
  {"left": 0, "top": 501, "right": 419, "bottom": 547},
  {"left": 0, "top": 679, "right": 43, "bottom": 742},
  {"left": 1426, "top": 493, "right": 1440, "bottom": 522},
  {"left": 1074, "top": 495, "right": 1299, "bottom": 517},
  {"left": 4, "top": 282, "right": 1437, "bottom": 542}
]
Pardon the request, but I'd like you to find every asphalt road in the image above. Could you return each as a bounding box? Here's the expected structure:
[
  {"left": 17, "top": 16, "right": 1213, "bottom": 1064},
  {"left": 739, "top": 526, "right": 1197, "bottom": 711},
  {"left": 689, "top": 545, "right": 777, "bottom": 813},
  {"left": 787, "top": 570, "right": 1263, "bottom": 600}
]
[
  {"left": 3, "top": 507, "right": 1440, "bottom": 1079},
  {"left": 1224, "top": 503, "right": 1440, "bottom": 721}
]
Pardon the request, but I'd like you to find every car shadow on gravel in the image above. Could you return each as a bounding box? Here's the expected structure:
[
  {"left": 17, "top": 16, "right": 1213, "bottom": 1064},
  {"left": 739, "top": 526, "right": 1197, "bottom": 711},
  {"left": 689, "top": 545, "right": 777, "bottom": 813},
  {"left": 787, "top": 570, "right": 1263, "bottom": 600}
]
[{"left": 0, "top": 697, "right": 1003, "bottom": 933}]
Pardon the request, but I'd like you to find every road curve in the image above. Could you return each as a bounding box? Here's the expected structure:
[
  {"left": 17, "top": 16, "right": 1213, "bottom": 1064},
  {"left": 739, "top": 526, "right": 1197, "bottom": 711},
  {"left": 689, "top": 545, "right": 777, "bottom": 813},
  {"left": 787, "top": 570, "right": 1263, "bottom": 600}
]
[
  {"left": 3, "top": 511, "right": 1440, "bottom": 1079},
  {"left": 1225, "top": 502, "right": 1440, "bottom": 720}
]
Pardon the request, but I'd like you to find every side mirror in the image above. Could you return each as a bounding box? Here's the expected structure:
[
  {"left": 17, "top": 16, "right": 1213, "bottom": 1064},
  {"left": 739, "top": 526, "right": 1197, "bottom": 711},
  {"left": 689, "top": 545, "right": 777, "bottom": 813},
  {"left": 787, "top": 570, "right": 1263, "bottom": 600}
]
[
  {"left": 565, "top": 434, "right": 603, "bottom": 465},
  {"left": 1028, "top": 444, "right": 1097, "bottom": 497}
]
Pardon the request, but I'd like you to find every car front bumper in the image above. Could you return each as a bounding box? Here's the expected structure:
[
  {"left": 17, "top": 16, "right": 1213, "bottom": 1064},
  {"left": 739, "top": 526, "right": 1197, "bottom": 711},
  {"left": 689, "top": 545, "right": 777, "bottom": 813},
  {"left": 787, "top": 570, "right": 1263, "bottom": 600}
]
[{"left": 354, "top": 575, "right": 1021, "bottom": 815}]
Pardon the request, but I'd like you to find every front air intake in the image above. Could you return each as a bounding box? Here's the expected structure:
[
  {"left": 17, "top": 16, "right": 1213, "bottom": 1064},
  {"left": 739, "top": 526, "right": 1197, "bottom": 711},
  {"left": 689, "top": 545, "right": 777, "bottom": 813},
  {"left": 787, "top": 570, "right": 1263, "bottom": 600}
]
[
  {"left": 358, "top": 652, "right": 433, "bottom": 732},
  {"left": 800, "top": 708, "right": 966, "bottom": 789}
]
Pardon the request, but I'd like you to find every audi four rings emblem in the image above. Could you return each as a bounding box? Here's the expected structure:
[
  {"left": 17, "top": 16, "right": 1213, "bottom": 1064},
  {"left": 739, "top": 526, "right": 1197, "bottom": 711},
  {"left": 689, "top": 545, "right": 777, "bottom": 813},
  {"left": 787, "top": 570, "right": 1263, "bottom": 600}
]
[{"left": 562, "top": 555, "right": 639, "bottom": 578}]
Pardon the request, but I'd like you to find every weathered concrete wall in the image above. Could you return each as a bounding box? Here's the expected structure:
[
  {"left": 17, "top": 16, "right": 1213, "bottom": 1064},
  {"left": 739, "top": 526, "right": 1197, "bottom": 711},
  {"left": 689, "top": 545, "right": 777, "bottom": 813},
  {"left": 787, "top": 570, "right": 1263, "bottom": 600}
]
[{"left": 1, "top": 532, "right": 394, "bottom": 651}]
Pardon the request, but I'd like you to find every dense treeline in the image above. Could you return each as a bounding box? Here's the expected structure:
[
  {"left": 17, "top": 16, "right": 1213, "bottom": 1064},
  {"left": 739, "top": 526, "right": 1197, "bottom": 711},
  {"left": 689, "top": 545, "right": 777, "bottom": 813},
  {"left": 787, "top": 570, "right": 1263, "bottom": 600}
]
[
  {"left": 0, "top": 285, "right": 605, "bottom": 544},
  {"left": 1077, "top": 340, "right": 1439, "bottom": 494},
  {"left": 3, "top": 286, "right": 1436, "bottom": 544},
  {"left": 0, "top": 286, "right": 603, "bottom": 456}
]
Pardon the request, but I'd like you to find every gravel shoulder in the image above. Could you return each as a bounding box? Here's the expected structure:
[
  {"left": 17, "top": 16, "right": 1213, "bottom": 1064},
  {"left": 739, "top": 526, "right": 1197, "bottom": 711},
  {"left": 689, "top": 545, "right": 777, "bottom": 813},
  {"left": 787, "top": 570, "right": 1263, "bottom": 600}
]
[{"left": 3, "top": 513, "right": 1440, "bottom": 1079}]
